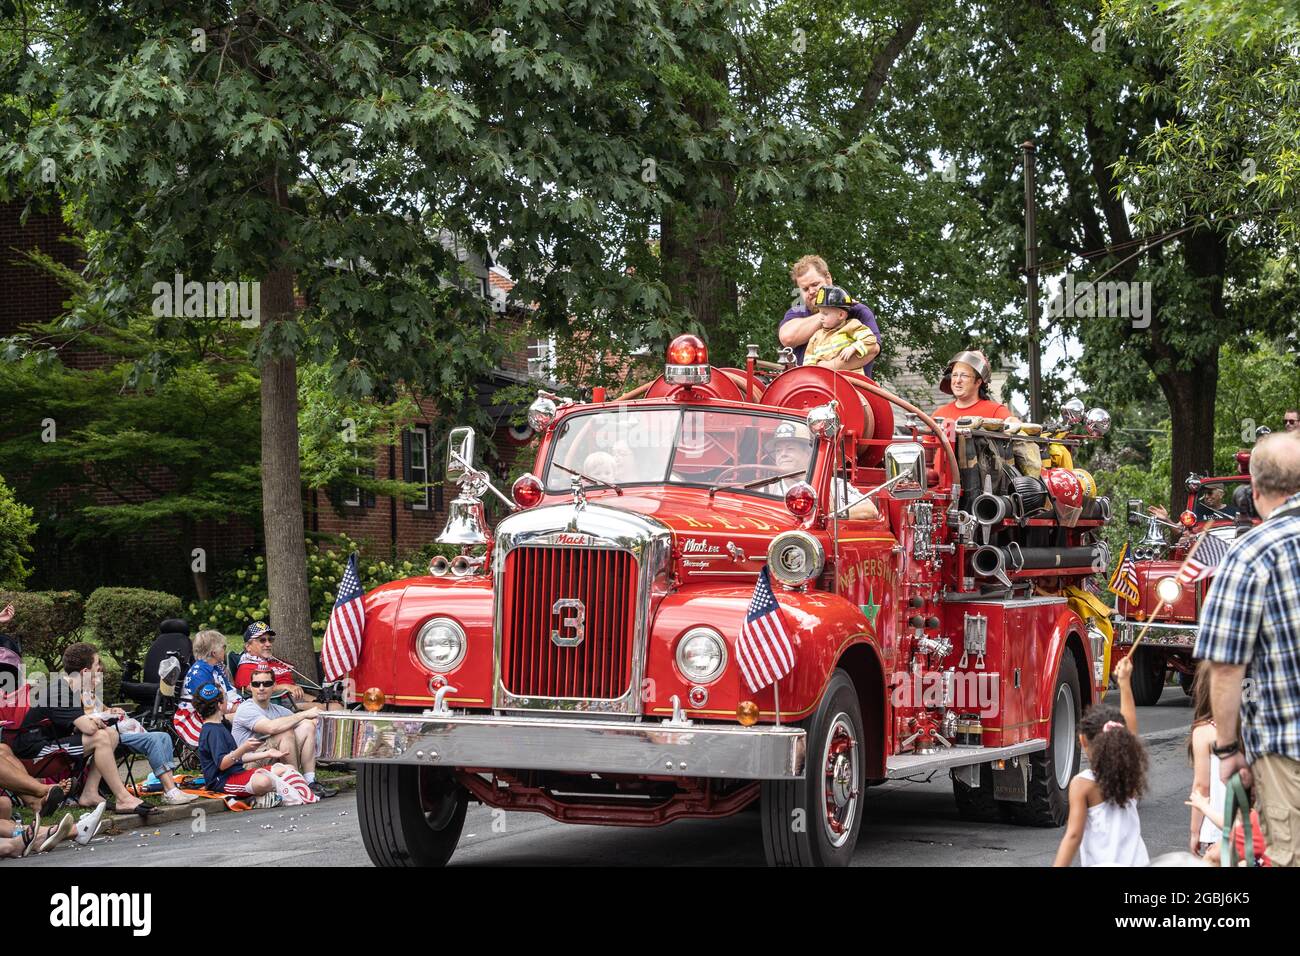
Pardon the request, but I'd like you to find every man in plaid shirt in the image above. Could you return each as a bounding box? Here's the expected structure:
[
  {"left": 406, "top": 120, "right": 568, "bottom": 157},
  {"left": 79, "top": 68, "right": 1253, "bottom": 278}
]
[{"left": 1195, "top": 431, "right": 1300, "bottom": 865}]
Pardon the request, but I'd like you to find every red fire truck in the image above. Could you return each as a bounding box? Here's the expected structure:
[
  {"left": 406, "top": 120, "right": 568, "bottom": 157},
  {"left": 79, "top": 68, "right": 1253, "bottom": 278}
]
[
  {"left": 1112, "top": 461, "right": 1259, "bottom": 706},
  {"left": 316, "top": 336, "right": 1118, "bottom": 866}
]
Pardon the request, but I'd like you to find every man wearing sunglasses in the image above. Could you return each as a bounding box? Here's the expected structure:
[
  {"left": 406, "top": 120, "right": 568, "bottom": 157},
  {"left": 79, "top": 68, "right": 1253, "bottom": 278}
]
[
  {"left": 231, "top": 666, "right": 336, "bottom": 799},
  {"left": 234, "top": 621, "right": 307, "bottom": 703}
]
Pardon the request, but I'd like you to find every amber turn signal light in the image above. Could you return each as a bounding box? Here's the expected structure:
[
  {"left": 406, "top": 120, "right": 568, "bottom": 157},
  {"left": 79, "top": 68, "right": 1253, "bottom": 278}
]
[
  {"left": 737, "top": 700, "right": 759, "bottom": 726},
  {"left": 362, "top": 687, "right": 386, "bottom": 712}
]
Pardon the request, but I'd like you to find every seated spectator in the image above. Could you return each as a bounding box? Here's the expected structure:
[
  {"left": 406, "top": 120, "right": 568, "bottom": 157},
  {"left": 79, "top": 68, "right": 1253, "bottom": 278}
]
[
  {"left": 232, "top": 666, "right": 336, "bottom": 799},
  {"left": 193, "top": 683, "right": 317, "bottom": 806},
  {"left": 175, "top": 629, "right": 241, "bottom": 746},
  {"left": 13, "top": 643, "right": 154, "bottom": 815},
  {"left": 234, "top": 622, "right": 307, "bottom": 702},
  {"left": 932, "top": 350, "right": 1020, "bottom": 425},
  {"left": 582, "top": 451, "right": 617, "bottom": 485},
  {"left": 0, "top": 741, "right": 71, "bottom": 818},
  {"left": 80, "top": 657, "right": 196, "bottom": 806}
]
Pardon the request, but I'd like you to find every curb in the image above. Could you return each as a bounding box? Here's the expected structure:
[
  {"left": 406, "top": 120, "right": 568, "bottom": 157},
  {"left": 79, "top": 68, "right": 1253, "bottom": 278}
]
[{"left": 103, "top": 772, "right": 357, "bottom": 835}]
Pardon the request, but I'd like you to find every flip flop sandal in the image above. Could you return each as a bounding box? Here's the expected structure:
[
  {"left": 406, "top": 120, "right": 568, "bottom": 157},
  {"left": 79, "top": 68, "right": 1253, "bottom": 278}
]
[
  {"left": 39, "top": 785, "right": 66, "bottom": 817},
  {"left": 38, "top": 814, "right": 76, "bottom": 853},
  {"left": 20, "top": 814, "right": 40, "bottom": 857}
]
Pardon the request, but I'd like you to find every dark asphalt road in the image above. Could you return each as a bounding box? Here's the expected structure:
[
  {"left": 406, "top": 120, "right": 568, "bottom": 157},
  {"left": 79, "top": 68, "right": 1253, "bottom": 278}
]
[{"left": 13, "top": 687, "right": 1197, "bottom": 867}]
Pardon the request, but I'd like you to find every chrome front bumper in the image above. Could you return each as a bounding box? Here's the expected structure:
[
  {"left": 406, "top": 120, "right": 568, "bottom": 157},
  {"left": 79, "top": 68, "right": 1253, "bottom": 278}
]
[
  {"left": 318, "top": 711, "right": 806, "bottom": 780},
  {"left": 1114, "top": 617, "right": 1199, "bottom": 650}
]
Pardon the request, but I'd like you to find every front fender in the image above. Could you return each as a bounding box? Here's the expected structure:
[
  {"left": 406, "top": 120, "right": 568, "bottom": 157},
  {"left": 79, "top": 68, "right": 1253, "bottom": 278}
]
[{"left": 644, "top": 584, "right": 881, "bottom": 725}]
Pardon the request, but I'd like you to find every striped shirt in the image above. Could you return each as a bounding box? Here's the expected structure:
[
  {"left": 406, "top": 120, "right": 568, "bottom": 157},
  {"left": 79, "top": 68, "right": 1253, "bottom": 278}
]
[{"left": 1194, "top": 492, "right": 1300, "bottom": 762}]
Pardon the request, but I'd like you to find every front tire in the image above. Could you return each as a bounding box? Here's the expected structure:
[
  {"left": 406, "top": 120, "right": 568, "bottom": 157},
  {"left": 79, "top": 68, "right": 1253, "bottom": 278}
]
[
  {"left": 1004, "top": 652, "right": 1081, "bottom": 827},
  {"left": 1129, "top": 646, "right": 1166, "bottom": 706},
  {"left": 761, "top": 669, "right": 865, "bottom": 866},
  {"left": 357, "top": 764, "right": 467, "bottom": 867}
]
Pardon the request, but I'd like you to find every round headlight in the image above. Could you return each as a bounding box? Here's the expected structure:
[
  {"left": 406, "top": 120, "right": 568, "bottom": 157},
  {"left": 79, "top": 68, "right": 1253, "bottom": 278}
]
[
  {"left": 676, "top": 627, "right": 727, "bottom": 684},
  {"left": 1155, "top": 576, "right": 1182, "bottom": 604},
  {"left": 767, "top": 530, "right": 825, "bottom": 587},
  {"left": 416, "top": 617, "right": 466, "bottom": 672}
]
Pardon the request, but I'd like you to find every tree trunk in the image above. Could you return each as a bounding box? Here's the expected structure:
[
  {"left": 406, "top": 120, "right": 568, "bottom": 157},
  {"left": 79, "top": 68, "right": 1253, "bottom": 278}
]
[
  {"left": 1158, "top": 364, "right": 1218, "bottom": 513},
  {"left": 259, "top": 260, "right": 314, "bottom": 678}
]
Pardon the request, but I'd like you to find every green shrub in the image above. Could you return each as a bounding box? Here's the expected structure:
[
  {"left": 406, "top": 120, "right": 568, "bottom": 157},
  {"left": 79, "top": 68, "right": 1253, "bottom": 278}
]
[
  {"left": 99, "top": 653, "right": 123, "bottom": 706},
  {"left": 84, "top": 587, "right": 183, "bottom": 668},
  {"left": 0, "top": 477, "right": 36, "bottom": 590},
  {"left": 188, "top": 534, "right": 441, "bottom": 635},
  {"left": 0, "top": 590, "right": 85, "bottom": 668}
]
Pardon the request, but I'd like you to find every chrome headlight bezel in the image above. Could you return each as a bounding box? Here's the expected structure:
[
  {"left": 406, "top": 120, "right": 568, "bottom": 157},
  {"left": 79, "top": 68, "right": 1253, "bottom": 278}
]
[
  {"left": 415, "top": 617, "right": 467, "bottom": 673},
  {"left": 767, "top": 530, "right": 825, "bottom": 587},
  {"left": 1155, "top": 576, "right": 1183, "bottom": 605},
  {"left": 675, "top": 627, "right": 727, "bottom": 685}
]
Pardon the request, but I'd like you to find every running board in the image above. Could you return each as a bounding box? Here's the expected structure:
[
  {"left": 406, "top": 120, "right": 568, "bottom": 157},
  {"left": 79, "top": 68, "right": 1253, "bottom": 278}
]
[{"left": 885, "top": 740, "right": 1047, "bottom": 779}]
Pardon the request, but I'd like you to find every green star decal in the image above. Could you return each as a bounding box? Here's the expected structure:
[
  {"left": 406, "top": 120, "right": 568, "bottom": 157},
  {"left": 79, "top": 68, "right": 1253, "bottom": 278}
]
[{"left": 860, "top": 585, "right": 881, "bottom": 631}]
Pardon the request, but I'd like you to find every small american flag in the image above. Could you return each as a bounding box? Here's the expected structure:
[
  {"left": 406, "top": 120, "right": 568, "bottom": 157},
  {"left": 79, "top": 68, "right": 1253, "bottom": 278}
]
[
  {"left": 1107, "top": 541, "right": 1140, "bottom": 605},
  {"left": 1176, "top": 532, "right": 1231, "bottom": 585},
  {"left": 321, "top": 552, "right": 366, "bottom": 681},
  {"left": 173, "top": 702, "right": 203, "bottom": 746},
  {"left": 736, "top": 566, "right": 796, "bottom": 694}
]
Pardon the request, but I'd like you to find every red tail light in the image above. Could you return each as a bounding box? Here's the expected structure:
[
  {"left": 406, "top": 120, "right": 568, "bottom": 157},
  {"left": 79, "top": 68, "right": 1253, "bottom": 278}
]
[
  {"left": 512, "top": 474, "right": 544, "bottom": 509},
  {"left": 785, "top": 481, "right": 817, "bottom": 517}
]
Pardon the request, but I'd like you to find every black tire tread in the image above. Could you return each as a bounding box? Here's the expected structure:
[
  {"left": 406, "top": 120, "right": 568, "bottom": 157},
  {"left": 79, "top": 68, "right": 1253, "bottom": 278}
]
[
  {"left": 1129, "top": 646, "right": 1165, "bottom": 707},
  {"left": 357, "top": 763, "right": 466, "bottom": 867}
]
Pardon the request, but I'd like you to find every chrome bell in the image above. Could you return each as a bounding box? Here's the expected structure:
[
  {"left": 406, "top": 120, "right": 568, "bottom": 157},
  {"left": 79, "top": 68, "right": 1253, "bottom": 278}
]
[
  {"left": 807, "top": 400, "right": 842, "bottom": 440},
  {"left": 436, "top": 493, "right": 489, "bottom": 546}
]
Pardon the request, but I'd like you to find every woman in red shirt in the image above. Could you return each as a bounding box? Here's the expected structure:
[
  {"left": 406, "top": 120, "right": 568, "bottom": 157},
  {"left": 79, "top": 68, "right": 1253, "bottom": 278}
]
[{"left": 932, "top": 349, "right": 1020, "bottom": 423}]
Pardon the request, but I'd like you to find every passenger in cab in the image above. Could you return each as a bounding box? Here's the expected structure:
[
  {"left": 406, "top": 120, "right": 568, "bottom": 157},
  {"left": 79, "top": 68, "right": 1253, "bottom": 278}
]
[
  {"left": 763, "top": 422, "right": 879, "bottom": 520},
  {"left": 932, "top": 350, "right": 1020, "bottom": 425}
]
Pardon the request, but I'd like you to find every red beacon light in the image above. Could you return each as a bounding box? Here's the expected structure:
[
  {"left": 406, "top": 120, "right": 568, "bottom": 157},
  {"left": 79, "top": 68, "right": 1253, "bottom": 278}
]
[
  {"left": 784, "top": 481, "right": 817, "bottom": 518},
  {"left": 512, "top": 473, "right": 544, "bottom": 509},
  {"left": 1179, "top": 509, "right": 1197, "bottom": 528},
  {"left": 1236, "top": 449, "right": 1252, "bottom": 475},
  {"left": 665, "top": 334, "right": 711, "bottom": 386}
]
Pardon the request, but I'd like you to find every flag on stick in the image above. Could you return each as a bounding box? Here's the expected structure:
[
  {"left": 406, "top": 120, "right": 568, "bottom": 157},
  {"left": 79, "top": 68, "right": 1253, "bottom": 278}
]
[
  {"left": 1107, "top": 541, "right": 1140, "bottom": 605},
  {"left": 321, "top": 552, "right": 366, "bottom": 681},
  {"left": 1175, "top": 532, "right": 1230, "bottom": 586},
  {"left": 736, "top": 566, "right": 796, "bottom": 694}
]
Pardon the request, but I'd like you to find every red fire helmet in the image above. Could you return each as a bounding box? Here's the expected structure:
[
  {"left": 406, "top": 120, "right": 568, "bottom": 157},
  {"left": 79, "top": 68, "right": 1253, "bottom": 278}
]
[{"left": 1042, "top": 467, "right": 1083, "bottom": 510}]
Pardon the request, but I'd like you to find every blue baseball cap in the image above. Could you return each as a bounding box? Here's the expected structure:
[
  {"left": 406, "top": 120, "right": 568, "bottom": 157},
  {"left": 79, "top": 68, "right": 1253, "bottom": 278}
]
[
  {"left": 242, "top": 621, "right": 276, "bottom": 644},
  {"left": 195, "top": 681, "right": 223, "bottom": 704}
]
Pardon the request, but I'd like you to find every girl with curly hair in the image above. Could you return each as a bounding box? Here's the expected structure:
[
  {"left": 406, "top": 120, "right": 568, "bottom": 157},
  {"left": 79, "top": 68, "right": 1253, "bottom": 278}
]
[{"left": 1053, "top": 655, "right": 1150, "bottom": 866}]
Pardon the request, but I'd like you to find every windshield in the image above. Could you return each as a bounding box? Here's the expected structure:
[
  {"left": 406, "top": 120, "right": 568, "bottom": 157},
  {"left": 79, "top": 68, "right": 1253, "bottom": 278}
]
[
  {"left": 543, "top": 408, "right": 814, "bottom": 497},
  {"left": 1188, "top": 479, "right": 1252, "bottom": 521}
]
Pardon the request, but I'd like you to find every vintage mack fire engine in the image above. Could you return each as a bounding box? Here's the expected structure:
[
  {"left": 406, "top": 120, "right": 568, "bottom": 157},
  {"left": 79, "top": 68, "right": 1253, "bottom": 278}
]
[
  {"left": 1112, "top": 458, "right": 1259, "bottom": 706},
  {"left": 316, "top": 336, "right": 1118, "bottom": 866}
]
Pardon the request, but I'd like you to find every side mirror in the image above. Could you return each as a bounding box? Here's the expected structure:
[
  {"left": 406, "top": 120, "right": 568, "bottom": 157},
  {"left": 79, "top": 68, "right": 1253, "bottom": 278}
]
[
  {"left": 884, "top": 442, "right": 926, "bottom": 500},
  {"left": 1127, "top": 498, "right": 1144, "bottom": 526},
  {"left": 447, "top": 427, "right": 476, "bottom": 481}
]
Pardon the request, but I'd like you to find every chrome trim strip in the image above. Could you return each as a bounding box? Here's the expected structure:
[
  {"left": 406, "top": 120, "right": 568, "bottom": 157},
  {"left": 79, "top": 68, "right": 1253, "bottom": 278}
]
[
  {"left": 317, "top": 710, "right": 806, "bottom": 780},
  {"left": 1113, "top": 618, "right": 1199, "bottom": 646},
  {"left": 886, "top": 739, "right": 1047, "bottom": 778},
  {"left": 492, "top": 503, "right": 672, "bottom": 715},
  {"left": 940, "top": 595, "right": 1068, "bottom": 608}
]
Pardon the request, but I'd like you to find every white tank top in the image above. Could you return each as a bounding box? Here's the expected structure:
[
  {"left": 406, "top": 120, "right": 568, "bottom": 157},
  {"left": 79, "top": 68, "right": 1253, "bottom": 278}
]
[
  {"left": 1077, "top": 770, "right": 1150, "bottom": 867},
  {"left": 1199, "top": 752, "right": 1226, "bottom": 843}
]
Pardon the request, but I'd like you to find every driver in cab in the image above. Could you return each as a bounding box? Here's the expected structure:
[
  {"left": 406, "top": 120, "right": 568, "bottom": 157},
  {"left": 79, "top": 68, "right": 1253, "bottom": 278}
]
[{"left": 763, "top": 421, "right": 879, "bottom": 520}]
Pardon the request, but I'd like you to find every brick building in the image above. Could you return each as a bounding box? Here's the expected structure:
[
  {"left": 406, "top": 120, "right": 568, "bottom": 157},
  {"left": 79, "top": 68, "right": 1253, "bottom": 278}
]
[{"left": 1, "top": 201, "right": 551, "bottom": 594}]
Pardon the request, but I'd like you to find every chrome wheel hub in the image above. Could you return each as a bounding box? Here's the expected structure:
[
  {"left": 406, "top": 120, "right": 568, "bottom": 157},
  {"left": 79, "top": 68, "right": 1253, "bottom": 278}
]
[{"left": 821, "top": 714, "right": 860, "bottom": 847}]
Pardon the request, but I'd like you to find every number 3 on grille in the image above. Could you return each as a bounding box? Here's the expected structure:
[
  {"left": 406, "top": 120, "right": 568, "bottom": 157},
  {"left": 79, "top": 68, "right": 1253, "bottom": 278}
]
[{"left": 550, "top": 598, "right": 586, "bottom": 647}]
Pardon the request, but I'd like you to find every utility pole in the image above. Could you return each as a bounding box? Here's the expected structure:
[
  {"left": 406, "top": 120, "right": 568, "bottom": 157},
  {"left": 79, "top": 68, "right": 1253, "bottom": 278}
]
[{"left": 1022, "top": 141, "right": 1043, "bottom": 422}]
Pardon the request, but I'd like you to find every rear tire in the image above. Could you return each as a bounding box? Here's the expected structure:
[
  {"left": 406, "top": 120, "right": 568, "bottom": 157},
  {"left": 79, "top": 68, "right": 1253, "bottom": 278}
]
[
  {"left": 357, "top": 764, "right": 467, "bottom": 867},
  {"left": 761, "top": 670, "right": 865, "bottom": 866},
  {"left": 1178, "top": 669, "right": 1194, "bottom": 697},
  {"left": 1004, "top": 653, "right": 1081, "bottom": 827},
  {"left": 1129, "top": 646, "right": 1165, "bottom": 706}
]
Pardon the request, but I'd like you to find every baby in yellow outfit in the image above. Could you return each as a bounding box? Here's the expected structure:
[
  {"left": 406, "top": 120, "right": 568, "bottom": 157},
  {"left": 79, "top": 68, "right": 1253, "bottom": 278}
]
[{"left": 802, "top": 285, "right": 877, "bottom": 372}]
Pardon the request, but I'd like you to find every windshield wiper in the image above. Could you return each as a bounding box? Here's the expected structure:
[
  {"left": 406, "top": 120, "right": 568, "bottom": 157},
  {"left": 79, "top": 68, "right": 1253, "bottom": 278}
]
[
  {"left": 552, "top": 462, "right": 623, "bottom": 495},
  {"left": 708, "top": 470, "right": 804, "bottom": 500}
]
